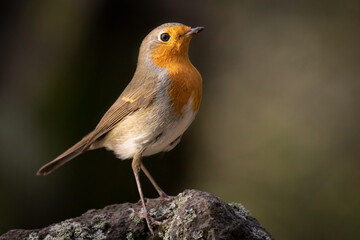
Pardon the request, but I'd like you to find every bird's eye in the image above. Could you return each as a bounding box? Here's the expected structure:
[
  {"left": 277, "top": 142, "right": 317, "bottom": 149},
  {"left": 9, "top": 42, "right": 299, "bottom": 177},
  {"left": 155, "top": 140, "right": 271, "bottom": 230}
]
[{"left": 160, "top": 33, "right": 170, "bottom": 42}]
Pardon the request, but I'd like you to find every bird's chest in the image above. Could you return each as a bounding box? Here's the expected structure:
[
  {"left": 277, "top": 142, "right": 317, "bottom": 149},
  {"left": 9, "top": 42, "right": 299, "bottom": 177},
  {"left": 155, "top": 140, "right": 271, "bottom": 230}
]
[
  {"left": 104, "top": 62, "right": 202, "bottom": 159},
  {"left": 166, "top": 61, "right": 202, "bottom": 115},
  {"left": 146, "top": 64, "right": 202, "bottom": 150}
]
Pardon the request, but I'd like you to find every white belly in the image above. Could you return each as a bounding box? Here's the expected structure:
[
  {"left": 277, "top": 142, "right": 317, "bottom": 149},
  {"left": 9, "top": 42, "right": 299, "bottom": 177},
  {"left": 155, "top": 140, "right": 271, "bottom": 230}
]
[
  {"left": 143, "top": 98, "right": 197, "bottom": 156},
  {"left": 104, "top": 97, "right": 197, "bottom": 159}
]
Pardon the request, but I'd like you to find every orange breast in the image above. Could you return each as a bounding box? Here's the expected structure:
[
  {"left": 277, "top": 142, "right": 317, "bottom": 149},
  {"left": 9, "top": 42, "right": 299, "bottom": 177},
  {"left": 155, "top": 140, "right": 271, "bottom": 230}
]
[
  {"left": 152, "top": 56, "right": 202, "bottom": 114},
  {"left": 151, "top": 49, "right": 202, "bottom": 114},
  {"left": 150, "top": 24, "right": 202, "bottom": 115},
  {"left": 166, "top": 60, "right": 202, "bottom": 114}
]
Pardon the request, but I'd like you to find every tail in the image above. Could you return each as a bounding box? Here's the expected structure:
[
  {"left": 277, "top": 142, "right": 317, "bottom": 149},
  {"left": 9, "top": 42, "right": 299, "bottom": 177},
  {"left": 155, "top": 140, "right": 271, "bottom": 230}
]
[{"left": 37, "top": 134, "right": 92, "bottom": 176}]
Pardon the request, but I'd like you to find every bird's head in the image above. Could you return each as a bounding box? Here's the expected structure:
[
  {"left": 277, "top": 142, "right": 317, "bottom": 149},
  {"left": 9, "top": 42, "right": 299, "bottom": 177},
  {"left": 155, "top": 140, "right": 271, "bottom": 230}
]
[{"left": 138, "top": 23, "right": 204, "bottom": 68}]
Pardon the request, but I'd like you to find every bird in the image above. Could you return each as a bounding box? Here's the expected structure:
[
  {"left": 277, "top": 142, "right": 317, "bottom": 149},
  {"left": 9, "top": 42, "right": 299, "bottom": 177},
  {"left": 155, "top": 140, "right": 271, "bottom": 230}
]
[{"left": 37, "top": 22, "right": 204, "bottom": 234}]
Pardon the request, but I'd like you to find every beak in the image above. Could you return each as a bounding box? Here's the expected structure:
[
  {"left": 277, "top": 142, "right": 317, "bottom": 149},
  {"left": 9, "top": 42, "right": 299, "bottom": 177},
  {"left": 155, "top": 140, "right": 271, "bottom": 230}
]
[{"left": 185, "top": 26, "right": 205, "bottom": 37}]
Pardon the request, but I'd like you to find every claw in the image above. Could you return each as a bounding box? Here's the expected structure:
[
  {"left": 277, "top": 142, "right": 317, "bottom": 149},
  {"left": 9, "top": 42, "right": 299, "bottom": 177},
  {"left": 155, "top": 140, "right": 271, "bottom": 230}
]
[
  {"left": 158, "top": 193, "right": 175, "bottom": 201},
  {"left": 128, "top": 206, "right": 172, "bottom": 226},
  {"left": 129, "top": 207, "right": 164, "bottom": 233}
]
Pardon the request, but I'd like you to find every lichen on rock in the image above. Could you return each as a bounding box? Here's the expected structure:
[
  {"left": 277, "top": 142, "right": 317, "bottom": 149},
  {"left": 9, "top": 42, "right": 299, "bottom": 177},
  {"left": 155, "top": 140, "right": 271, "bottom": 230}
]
[{"left": 1, "top": 189, "right": 273, "bottom": 240}]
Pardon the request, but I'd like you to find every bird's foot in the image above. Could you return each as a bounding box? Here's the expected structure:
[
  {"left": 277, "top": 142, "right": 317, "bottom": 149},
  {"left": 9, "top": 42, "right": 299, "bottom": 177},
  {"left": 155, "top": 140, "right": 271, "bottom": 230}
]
[
  {"left": 144, "top": 193, "right": 175, "bottom": 202},
  {"left": 129, "top": 208, "right": 162, "bottom": 235},
  {"left": 158, "top": 191, "right": 175, "bottom": 201}
]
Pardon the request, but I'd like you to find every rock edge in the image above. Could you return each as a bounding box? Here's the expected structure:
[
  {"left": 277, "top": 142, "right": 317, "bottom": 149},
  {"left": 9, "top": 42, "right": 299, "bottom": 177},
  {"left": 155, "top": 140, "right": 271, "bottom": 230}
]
[{"left": 0, "top": 189, "right": 273, "bottom": 240}]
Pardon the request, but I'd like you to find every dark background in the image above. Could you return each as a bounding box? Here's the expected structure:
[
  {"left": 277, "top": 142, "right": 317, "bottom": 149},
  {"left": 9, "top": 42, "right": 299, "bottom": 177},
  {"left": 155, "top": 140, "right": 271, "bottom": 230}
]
[{"left": 1, "top": 1, "right": 360, "bottom": 239}]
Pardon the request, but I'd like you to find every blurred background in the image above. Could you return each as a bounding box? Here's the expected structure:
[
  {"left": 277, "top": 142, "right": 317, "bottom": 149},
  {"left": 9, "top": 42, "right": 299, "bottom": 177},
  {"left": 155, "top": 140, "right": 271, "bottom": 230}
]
[{"left": 1, "top": 0, "right": 360, "bottom": 239}]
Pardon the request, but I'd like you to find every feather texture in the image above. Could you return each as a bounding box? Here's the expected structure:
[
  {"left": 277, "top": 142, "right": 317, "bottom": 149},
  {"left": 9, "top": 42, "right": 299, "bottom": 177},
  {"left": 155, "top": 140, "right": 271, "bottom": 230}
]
[{"left": 36, "top": 85, "right": 155, "bottom": 175}]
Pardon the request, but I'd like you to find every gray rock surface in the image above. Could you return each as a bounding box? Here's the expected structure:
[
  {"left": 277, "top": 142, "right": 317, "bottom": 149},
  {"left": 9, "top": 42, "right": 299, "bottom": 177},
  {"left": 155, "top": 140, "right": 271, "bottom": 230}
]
[{"left": 0, "top": 189, "right": 273, "bottom": 240}]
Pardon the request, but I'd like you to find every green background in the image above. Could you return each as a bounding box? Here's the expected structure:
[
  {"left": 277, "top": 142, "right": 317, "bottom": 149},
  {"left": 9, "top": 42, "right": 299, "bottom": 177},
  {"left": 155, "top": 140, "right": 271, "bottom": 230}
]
[{"left": 1, "top": 1, "right": 359, "bottom": 239}]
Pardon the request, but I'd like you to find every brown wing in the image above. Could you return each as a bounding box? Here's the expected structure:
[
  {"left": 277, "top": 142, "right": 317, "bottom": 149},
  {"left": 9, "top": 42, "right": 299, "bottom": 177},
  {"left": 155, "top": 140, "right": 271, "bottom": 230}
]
[
  {"left": 37, "top": 84, "right": 155, "bottom": 175},
  {"left": 89, "top": 86, "right": 155, "bottom": 143}
]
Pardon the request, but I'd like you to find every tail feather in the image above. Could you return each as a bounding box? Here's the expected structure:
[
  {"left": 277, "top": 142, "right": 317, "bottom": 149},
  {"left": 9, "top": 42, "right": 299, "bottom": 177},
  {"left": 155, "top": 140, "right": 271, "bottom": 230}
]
[{"left": 37, "top": 134, "right": 92, "bottom": 176}]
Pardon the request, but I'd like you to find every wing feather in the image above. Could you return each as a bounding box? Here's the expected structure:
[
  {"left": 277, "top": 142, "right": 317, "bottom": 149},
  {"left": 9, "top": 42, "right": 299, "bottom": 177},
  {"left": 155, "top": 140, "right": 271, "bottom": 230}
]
[
  {"left": 88, "top": 86, "right": 155, "bottom": 143},
  {"left": 37, "top": 83, "right": 155, "bottom": 175}
]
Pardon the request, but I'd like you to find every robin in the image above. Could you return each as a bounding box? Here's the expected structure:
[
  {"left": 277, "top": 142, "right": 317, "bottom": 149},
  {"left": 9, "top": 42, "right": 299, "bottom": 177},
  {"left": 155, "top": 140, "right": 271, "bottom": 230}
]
[{"left": 37, "top": 22, "right": 204, "bottom": 234}]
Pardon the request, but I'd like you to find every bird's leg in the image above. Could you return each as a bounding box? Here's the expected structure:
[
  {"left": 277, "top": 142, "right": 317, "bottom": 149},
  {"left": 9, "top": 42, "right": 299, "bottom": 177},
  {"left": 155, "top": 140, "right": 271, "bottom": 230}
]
[
  {"left": 141, "top": 162, "right": 171, "bottom": 199},
  {"left": 132, "top": 153, "right": 154, "bottom": 235}
]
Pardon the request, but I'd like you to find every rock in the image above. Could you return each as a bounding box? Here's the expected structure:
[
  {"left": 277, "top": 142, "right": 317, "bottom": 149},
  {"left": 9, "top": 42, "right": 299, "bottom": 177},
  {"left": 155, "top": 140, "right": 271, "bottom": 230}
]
[{"left": 0, "top": 189, "right": 273, "bottom": 240}]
